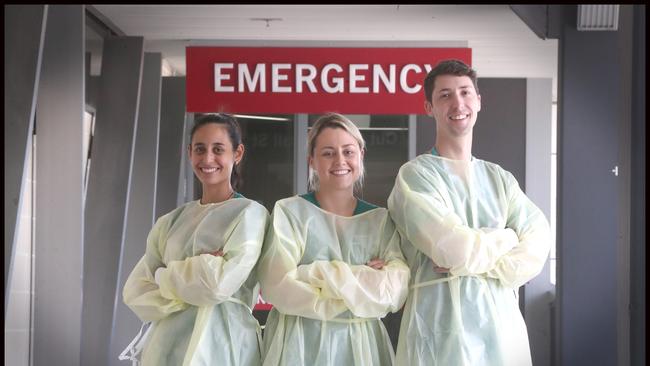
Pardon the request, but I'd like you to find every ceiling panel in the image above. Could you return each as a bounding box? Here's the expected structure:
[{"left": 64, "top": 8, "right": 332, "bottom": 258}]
[{"left": 89, "top": 4, "right": 558, "bottom": 100}]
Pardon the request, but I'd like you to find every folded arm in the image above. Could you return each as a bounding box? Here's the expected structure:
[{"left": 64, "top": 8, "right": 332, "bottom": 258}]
[
  {"left": 486, "top": 173, "right": 551, "bottom": 288},
  {"left": 388, "top": 163, "right": 518, "bottom": 276},
  {"left": 123, "top": 215, "right": 188, "bottom": 322},
  {"left": 258, "top": 205, "right": 348, "bottom": 320},
  {"left": 155, "top": 204, "right": 268, "bottom": 306},
  {"left": 296, "top": 258, "right": 409, "bottom": 318},
  {"left": 295, "top": 219, "right": 409, "bottom": 318}
]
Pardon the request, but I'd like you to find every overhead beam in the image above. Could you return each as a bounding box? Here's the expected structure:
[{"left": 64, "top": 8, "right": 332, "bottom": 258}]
[{"left": 510, "top": 5, "right": 549, "bottom": 40}]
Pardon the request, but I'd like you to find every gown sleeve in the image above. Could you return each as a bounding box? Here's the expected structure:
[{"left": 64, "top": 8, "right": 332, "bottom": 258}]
[
  {"left": 387, "top": 161, "right": 519, "bottom": 277},
  {"left": 258, "top": 201, "right": 348, "bottom": 320},
  {"left": 485, "top": 171, "right": 551, "bottom": 288},
  {"left": 122, "top": 212, "right": 189, "bottom": 322},
  {"left": 294, "top": 213, "right": 410, "bottom": 318},
  {"left": 155, "top": 202, "right": 269, "bottom": 307}
]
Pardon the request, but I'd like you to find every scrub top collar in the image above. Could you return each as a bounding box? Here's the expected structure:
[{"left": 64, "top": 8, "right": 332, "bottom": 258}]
[
  {"left": 431, "top": 147, "right": 476, "bottom": 161},
  {"left": 300, "top": 191, "right": 377, "bottom": 215},
  {"left": 197, "top": 192, "right": 244, "bottom": 207}
]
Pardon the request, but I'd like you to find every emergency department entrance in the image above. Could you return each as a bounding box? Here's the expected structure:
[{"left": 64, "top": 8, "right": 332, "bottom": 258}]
[
  {"left": 181, "top": 47, "right": 474, "bottom": 344},
  {"left": 178, "top": 46, "right": 544, "bottom": 350},
  {"left": 14, "top": 5, "right": 644, "bottom": 366},
  {"left": 182, "top": 46, "right": 472, "bottom": 211}
]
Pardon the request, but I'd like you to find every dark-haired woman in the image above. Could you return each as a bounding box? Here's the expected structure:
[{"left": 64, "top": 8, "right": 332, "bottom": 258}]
[{"left": 122, "top": 113, "right": 269, "bottom": 366}]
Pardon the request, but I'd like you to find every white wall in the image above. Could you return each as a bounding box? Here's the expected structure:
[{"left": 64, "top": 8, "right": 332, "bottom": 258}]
[{"left": 5, "top": 139, "right": 34, "bottom": 366}]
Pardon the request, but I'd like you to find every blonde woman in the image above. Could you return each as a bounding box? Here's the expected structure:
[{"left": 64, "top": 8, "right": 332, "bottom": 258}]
[
  {"left": 258, "top": 113, "right": 410, "bottom": 365},
  {"left": 122, "top": 114, "right": 269, "bottom": 366}
]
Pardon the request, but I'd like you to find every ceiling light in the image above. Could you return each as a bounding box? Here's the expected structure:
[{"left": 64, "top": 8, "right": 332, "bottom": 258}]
[{"left": 233, "top": 114, "right": 290, "bottom": 121}]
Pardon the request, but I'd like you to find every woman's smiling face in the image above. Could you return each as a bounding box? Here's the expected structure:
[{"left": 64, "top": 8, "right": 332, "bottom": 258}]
[
  {"left": 188, "top": 123, "right": 242, "bottom": 188},
  {"left": 309, "top": 126, "right": 363, "bottom": 192}
]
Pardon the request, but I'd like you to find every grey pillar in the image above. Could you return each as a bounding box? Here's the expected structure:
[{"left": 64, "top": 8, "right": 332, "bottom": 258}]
[
  {"left": 4, "top": 4, "right": 47, "bottom": 311},
  {"left": 630, "top": 6, "right": 645, "bottom": 366},
  {"left": 556, "top": 6, "right": 625, "bottom": 366},
  {"left": 523, "top": 78, "right": 553, "bottom": 366},
  {"left": 615, "top": 7, "right": 634, "bottom": 366},
  {"left": 81, "top": 36, "right": 144, "bottom": 366},
  {"left": 186, "top": 113, "right": 196, "bottom": 202},
  {"left": 155, "top": 77, "right": 185, "bottom": 219},
  {"left": 293, "top": 114, "right": 308, "bottom": 195},
  {"left": 178, "top": 112, "right": 195, "bottom": 204},
  {"left": 32, "top": 6, "right": 85, "bottom": 366},
  {"left": 473, "top": 78, "right": 527, "bottom": 185},
  {"left": 408, "top": 115, "right": 416, "bottom": 160},
  {"left": 109, "top": 53, "right": 162, "bottom": 366},
  {"left": 415, "top": 113, "right": 435, "bottom": 156}
]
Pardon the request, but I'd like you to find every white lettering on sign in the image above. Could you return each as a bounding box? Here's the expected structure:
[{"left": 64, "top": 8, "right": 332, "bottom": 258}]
[
  {"left": 321, "top": 63, "right": 345, "bottom": 93},
  {"left": 238, "top": 63, "right": 266, "bottom": 92},
  {"left": 349, "top": 64, "right": 369, "bottom": 93},
  {"left": 214, "top": 63, "right": 434, "bottom": 94},
  {"left": 214, "top": 63, "right": 234, "bottom": 92},
  {"left": 400, "top": 64, "right": 422, "bottom": 94},
  {"left": 373, "top": 64, "right": 396, "bottom": 93},
  {"left": 296, "top": 64, "right": 317, "bottom": 93},
  {"left": 271, "top": 64, "right": 292, "bottom": 93}
]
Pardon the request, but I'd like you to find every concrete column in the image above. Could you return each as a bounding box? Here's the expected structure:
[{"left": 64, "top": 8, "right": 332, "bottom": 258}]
[
  {"left": 4, "top": 4, "right": 47, "bottom": 310},
  {"left": 293, "top": 114, "right": 308, "bottom": 195},
  {"left": 556, "top": 6, "right": 623, "bottom": 365},
  {"left": 32, "top": 6, "right": 85, "bottom": 366},
  {"left": 408, "top": 115, "right": 416, "bottom": 160},
  {"left": 630, "top": 6, "right": 645, "bottom": 365},
  {"left": 523, "top": 78, "right": 553, "bottom": 366},
  {"left": 177, "top": 112, "right": 194, "bottom": 205},
  {"left": 81, "top": 36, "right": 144, "bottom": 366},
  {"left": 155, "top": 77, "right": 185, "bottom": 219},
  {"left": 109, "top": 53, "right": 162, "bottom": 366},
  {"left": 415, "top": 114, "right": 435, "bottom": 156}
]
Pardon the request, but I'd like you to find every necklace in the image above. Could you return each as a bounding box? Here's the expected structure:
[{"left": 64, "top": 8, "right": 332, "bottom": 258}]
[{"left": 200, "top": 189, "right": 235, "bottom": 205}]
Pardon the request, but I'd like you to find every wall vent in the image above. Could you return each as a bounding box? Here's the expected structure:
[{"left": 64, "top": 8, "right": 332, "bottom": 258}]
[{"left": 577, "top": 5, "right": 619, "bottom": 31}]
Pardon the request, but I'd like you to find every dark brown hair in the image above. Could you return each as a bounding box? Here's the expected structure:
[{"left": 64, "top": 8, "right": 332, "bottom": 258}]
[{"left": 423, "top": 59, "right": 479, "bottom": 103}]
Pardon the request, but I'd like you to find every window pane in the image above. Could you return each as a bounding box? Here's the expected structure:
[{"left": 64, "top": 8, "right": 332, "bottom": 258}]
[
  {"left": 82, "top": 111, "right": 94, "bottom": 203},
  {"left": 550, "top": 258, "right": 556, "bottom": 285},
  {"left": 238, "top": 114, "right": 294, "bottom": 212},
  {"left": 308, "top": 114, "right": 409, "bottom": 207},
  {"left": 550, "top": 103, "right": 557, "bottom": 285},
  {"left": 5, "top": 130, "right": 34, "bottom": 366}
]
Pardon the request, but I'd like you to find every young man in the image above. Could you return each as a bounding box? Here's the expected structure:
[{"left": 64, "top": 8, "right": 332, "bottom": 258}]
[{"left": 387, "top": 59, "right": 551, "bottom": 366}]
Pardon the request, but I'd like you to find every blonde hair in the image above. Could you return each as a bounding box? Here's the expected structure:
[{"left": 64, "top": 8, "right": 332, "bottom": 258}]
[{"left": 307, "top": 113, "right": 366, "bottom": 193}]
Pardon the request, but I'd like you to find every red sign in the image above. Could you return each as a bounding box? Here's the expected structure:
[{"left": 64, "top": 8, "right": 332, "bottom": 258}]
[
  {"left": 186, "top": 47, "right": 471, "bottom": 114},
  {"left": 254, "top": 291, "right": 272, "bottom": 311}
]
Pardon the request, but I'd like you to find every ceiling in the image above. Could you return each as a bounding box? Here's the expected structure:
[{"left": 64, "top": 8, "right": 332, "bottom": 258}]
[{"left": 88, "top": 5, "right": 558, "bottom": 100}]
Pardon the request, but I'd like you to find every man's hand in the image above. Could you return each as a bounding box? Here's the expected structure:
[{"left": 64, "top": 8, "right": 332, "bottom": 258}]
[{"left": 367, "top": 257, "right": 386, "bottom": 270}]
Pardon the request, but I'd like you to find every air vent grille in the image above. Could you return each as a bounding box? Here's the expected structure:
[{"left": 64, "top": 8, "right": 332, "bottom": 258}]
[{"left": 577, "top": 5, "right": 619, "bottom": 31}]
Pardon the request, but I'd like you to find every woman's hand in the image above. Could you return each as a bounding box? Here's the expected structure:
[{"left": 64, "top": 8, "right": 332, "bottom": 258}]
[
  {"left": 366, "top": 257, "right": 386, "bottom": 270},
  {"left": 432, "top": 262, "right": 450, "bottom": 273},
  {"left": 206, "top": 249, "right": 224, "bottom": 257}
]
